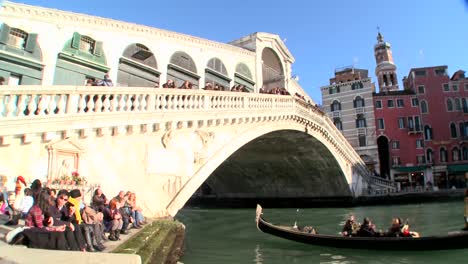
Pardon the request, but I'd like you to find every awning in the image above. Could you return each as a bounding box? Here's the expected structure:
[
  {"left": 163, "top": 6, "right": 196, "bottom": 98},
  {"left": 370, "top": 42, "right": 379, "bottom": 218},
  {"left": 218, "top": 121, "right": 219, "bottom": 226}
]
[
  {"left": 393, "top": 166, "right": 426, "bottom": 173},
  {"left": 447, "top": 164, "right": 468, "bottom": 173}
]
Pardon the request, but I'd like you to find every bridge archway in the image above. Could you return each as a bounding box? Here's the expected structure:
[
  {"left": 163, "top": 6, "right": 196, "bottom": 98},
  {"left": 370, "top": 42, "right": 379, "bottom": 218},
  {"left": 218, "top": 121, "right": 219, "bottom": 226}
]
[
  {"left": 117, "top": 43, "right": 160, "bottom": 87},
  {"left": 166, "top": 122, "right": 354, "bottom": 215},
  {"left": 261, "top": 47, "right": 284, "bottom": 92}
]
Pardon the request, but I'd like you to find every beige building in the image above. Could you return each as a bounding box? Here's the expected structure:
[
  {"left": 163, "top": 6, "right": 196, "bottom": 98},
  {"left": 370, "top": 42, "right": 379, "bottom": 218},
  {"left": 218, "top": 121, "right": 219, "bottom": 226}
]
[{"left": 321, "top": 67, "right": 380, "bottom": 174}]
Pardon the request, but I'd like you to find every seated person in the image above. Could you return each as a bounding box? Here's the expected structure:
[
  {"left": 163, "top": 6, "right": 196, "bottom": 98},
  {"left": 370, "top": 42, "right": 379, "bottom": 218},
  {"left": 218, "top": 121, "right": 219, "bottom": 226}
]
[
  {"left": 384, "top": 217, "right": 403, "bottom": 237},
  {"left": 341, "top": 215, "right": 359, "bottom": 236},
  {"left": 401, "top": 221, "right": 420, "bottom": 238},
  {"left": 356, "top": 217, "right": 378, "bottom": 237}
]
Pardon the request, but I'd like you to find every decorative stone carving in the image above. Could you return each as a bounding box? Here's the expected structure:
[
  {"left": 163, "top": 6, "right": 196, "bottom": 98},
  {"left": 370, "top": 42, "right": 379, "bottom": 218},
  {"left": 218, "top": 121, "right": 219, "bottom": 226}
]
[
  {"left": 46, "top": 138, "right": 84, "bottom": 181},
  {"left": 162, "top": 130, "right": 172, "bottom": 148}
]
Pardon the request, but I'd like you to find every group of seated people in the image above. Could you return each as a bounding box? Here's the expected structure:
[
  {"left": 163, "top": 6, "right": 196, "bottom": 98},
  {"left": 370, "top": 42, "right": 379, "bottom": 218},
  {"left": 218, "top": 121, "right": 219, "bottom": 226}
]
[
  {"left": 259, "top": 87, "right": 290, "bottom": 95},
  {"left": 341, "top": 215, "right": 420, "bottom": 238},
  {"left": 1, "top": 176, "right": 146, "bottom": 252},
  {"left": 162, "top": 79, "right": 193, "bottom": 89}
]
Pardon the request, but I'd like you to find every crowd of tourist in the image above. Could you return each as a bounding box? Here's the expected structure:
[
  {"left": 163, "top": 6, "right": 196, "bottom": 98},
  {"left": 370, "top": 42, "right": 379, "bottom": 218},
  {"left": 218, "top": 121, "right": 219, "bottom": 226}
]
[
  {"left": 1, "top": 175, "right": 146, "bottom": 252},
  {"left": 340, "top": 215, "right": 420, "bottom": 238}
]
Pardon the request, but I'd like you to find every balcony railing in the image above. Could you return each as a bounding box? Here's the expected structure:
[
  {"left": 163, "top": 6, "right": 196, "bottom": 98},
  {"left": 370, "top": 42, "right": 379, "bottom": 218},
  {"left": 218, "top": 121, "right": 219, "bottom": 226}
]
[{"left": 355, "top": 107, "right": 365, "bottom": 115}]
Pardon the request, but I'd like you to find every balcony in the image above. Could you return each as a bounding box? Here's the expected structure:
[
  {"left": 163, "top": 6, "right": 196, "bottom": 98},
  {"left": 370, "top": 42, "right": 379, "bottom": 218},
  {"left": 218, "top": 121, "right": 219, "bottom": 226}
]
[
  {"left": 331, "top": 111, "right": 341, "bottom": 118},
  {"left": 408, "top": 126, "right": 422, "bottom": 135},
  {"left": 357, "top": 128, "right": 367, "bottom": 135},
  {"left": 355, "top": 107, "right": 365, "bottom": 115}
]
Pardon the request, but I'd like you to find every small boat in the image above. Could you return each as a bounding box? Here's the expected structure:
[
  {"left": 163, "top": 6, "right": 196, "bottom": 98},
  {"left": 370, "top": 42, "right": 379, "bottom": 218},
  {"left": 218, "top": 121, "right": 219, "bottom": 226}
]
[{"left": 255, "top": 204, "right": 468, "bottom": 250}]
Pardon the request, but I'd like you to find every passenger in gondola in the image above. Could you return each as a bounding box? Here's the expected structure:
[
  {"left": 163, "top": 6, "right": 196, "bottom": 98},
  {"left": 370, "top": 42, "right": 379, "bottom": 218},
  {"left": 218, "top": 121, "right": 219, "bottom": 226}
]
[
  {"left": 356, "top": 217, "right": 378, "bottom": 237},
  {"left": 385, "top": 218, "right": 404, "bottom": 237},
  {"left": 401, "top": 220, "right": 420, "bottom": 238},
  {"left": 341, "top": 215, "right": 359, "bottom": 237}
]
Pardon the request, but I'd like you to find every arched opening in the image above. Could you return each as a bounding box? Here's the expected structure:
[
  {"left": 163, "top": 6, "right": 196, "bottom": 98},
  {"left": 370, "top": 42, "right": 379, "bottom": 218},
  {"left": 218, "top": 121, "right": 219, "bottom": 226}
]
[
  {"left": 353, "top": 96, "right": 365, "bottom": 108},
  {"left": 117, "top": 43, "right": 159, "bottom": 87},
  {"left": 167, "top": 51, "right": 199, "bottom": 89},
  {"left": 420, "top": 100, "right": 428, "bottom": 114},
  {"left": 234, "top": 63, "right": 254, "bottom": 92},
  {"left": 331, "top": 100, "right": 341, "bottom": 111},
  {"left": 204, "top": 58, "right": 230, "bottom": 91},
  {"left": 450, "top": 123, "right": 457, "bottom": 138},
  {"left": 261, "top": 48, "right": 284, "bottom": 92},
  {"left": 377, "top": 136, "right": 390, "bottom": 179}
]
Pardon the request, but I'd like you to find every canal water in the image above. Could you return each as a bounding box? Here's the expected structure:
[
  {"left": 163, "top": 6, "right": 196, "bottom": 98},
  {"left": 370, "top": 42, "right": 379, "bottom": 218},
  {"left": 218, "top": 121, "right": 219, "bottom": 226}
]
[{"left": 176, "top": 201, "right": 468, "bottom": 263}]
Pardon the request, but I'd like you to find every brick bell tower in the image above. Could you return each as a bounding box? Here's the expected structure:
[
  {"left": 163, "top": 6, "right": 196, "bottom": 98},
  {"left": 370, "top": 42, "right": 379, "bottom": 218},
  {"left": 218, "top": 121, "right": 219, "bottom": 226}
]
[{"left": 374, "top": 30, "right": 399, "bottom": 92}]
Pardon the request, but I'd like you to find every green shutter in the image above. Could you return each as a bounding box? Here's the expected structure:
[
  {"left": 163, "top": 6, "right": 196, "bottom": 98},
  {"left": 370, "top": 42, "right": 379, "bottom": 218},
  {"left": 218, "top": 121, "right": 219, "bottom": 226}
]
[
  {"left": 71, "top": 32, "right": 81, "bottom": 49},
  {"left": 0, "top": 23, "right": 11, "bottom": 44},
  {"left": 24, "top": 33, "right": 37, "bottom": 52},
  {"left": 94, "top": 41, "right": 103, "bottom": 56}
]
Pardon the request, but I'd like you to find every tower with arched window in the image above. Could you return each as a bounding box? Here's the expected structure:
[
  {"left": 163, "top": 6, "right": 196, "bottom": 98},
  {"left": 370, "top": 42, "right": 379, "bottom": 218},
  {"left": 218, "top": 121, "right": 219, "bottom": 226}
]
[{"left": 374, "top": 31, "right": 399, "bottom": 92}]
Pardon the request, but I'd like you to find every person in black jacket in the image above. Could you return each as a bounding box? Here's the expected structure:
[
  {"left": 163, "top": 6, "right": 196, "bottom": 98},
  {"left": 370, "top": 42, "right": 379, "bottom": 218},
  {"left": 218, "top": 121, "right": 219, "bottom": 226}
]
[{"left": 356, "top": 217, "right": 378, "bottom": 237}]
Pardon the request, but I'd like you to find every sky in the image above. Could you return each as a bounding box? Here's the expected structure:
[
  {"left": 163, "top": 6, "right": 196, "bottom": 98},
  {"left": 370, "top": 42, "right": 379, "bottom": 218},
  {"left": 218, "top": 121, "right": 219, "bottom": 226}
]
[{"left": 4, "top": 0, "right": 468, "bottom": 104}]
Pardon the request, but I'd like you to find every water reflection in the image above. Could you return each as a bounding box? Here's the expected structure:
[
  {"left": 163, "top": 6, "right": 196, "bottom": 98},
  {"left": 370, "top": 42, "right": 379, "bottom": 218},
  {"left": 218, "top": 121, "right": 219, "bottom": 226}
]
[{"left": 254, "top": 244, "right": 263, "bottom": 264}]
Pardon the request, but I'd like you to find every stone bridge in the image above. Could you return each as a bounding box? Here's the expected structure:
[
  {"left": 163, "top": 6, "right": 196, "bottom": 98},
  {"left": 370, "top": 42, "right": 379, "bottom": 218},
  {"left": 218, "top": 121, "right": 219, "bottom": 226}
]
[{"left": 0, "top": 86, "right": 371, "bottom": 216}]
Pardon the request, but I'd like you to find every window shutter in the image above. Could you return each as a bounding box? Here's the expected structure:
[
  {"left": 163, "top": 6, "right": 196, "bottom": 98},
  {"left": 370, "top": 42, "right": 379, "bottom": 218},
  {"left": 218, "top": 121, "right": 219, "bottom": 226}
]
[
  {"left": 0, "top": 23, "right": 11, "bottom": 44},
  {"left": 24, "top": 33, "right": 38, "bottom": 52},
  {"left": 94, "top": 41, "right": 103, "bottom": 56},
  {"left": 71, "top": 32, "right": 81, "bottom": 49}
]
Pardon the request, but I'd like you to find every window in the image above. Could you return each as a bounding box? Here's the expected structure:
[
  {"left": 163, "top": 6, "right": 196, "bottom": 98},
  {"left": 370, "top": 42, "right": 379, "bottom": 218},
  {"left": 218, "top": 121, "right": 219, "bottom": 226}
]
[
  {"left": 396, "top": 99, "right": 404, "bottom": 107},
  {"left": 440, "top": 148, "right": 447, "bottom": 162},
  {"left": 354, "top": 96, "right": 365, "bottom": 108},
  {"left": 79, "top": 35, "right": 95, "bottom": 53},
  {"left": 452, "top": 148, "right": 460, "bottom": 162},
  {"left": 408, "top": 117, "right": 414, "bottom": 130},
  {"left": 387, "top": 100, "right": 394, "bottom": 108},
  {"left": 454, "top": 98, "right": 461, "bottom": 111},
  {"left": 415, "top": 70, "right": 426, "bottom": 77},
  {"left": 443, "top": 83, "right": 450, "bottom": 92},
  {"left": 358, "top": 135, "right": 366, "bottom": 147},
  {"left": 392, "top": 141, "right": 400, "bottom": 149},
  {"left": 411, "top": 98, "right": 419, "bottom": 106},
  {"left": 415, "top": 116, "right": 421, "bottom": 131},
  {"left": 329, "top": 86, "right": 340, "bottom": 94},
  {"left": 8, "top": 28, "right": 28, "bottom": 49},
  {"left": 463, "top": 146, "right": 468, "bottom": 161},
  {"left": 452, "top": 84, "right": 459, "bottom": 92},
  {"left": 375, "top": 100, "right": 382, "bottom": 109},
  {"left": 463, "top": 98, "right": 468, "bottom": 113},
  {"left": 398, "top": 117, "right": 406, "bottom": 129},
  {"left": 460, "top": 122, "right": 466, "bottom": 138},
  {"left": 416, "top": 139, "right": 424, "bottom": 148},
  {"left": 465, "top": 84, "right": 468, "bottom": 91},
  {"left": 435, "top": 68, "right": 446, "bottom": 76},
  {"left": 446, "top": 98, "right": 453, "bottom": 111},
  {"left": 356, "top": 118, "right": 367, "bottom": 128},
  {"left": 426, "top": 149, "right": 433, "bottom": 163},
  {"left": 417, "top": 155, "right": 426, "bottom": 164},
  {"left": 392, "top": 157, "right": 401, "bottom": 166},
  {"left": 417, "top": 85, "right": 425, "bottom": 94},
  {"left": 420, "top": 100, "right": 428, "bottom": 114},
  {"left": 450, "top": 123, "right": 458, "bottom": 138},
  {"left": 334, "top": 119, "right": 343, "bottom": 130},
  {"left": 331, "top": 100, "right": 341, "bottom": 111},
  {"left": 377, "top": 118, "right": 385, "bottom": 129},
  {"left": 424, "top": 125, "right": 433, "bottom": 140}
]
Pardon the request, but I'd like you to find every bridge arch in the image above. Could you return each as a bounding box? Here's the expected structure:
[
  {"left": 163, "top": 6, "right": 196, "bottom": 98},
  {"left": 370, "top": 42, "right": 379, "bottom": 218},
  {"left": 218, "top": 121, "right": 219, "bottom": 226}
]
[
  {"left": 117, "top": 43, "right": 160, "bottom": 87},
  {"left": 166, "top": 120, "right": 354, "bottom": 215}
]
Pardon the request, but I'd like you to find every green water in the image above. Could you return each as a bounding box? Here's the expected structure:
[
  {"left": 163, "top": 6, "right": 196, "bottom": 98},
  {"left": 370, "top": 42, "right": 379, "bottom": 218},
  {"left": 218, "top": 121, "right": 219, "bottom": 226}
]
[{"left": 176, "top": 201, "right": 468, "bottom": 263}]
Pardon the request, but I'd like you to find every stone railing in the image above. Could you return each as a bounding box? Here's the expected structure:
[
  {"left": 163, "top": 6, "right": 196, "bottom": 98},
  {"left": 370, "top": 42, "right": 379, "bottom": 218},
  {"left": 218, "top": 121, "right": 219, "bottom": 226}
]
[{"left": 0, "top": 86, "right": 368, "bottom": 180}]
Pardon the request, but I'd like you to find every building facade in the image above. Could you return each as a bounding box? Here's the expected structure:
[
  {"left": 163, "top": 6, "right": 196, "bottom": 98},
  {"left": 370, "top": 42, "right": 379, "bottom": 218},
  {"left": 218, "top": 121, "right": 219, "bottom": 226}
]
[
  {"left": 321, "top": 67, "right": 379, "bottom": 174},
  {"left": 0, "top": 1, "right": 313, "bottom": 102}
]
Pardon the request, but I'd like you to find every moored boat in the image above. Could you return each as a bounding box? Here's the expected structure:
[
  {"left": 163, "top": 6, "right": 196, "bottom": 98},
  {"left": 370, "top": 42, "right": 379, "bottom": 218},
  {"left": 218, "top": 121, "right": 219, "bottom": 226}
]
[{"left": 255, "top": 204, "right": 468, "bottom": 250}]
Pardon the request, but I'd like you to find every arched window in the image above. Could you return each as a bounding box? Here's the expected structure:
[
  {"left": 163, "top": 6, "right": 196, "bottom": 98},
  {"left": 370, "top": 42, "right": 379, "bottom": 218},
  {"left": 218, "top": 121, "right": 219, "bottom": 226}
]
[
  {"left": 331, "top": 100, "right": 341, "bottom": 111},
  {"left": 450, "top": 123, "right": 458, "bottom": 138},
  {"left": 205, "top": 58, "right": 230, "bottom": 91},
  {"left": 420, "top": 100, "right": 428, "bottom": 114},
  {"left": 234, "top": 63, "right": 254, "bottom": 92},
  {"left": 446, "top": 98, "right": 453, "bottom": 111},
  {"left": 353, "top": 96, "right": 365, "bottom": 108},
  {"left": 452, "top": 147, "right": 460, "bottom": 161},
  {"left": 463, "top": 146, "right": 468, "bottom": 160},
  {"left": 454, "top": 98, "right": 461, "bottom": 111},
  {"left": 117, "top": 43, "right": 159, "bottom": 87},
  {"left": 462, "top": 98, "right": 467, "bottom": 112},
  {"left": 426, "top": 149, "right": 433, "bottom": 164},
  {"left": 439, "top": 147, "right": 447, "bottom": 162},
  {"left": 167, "top": 51, "right": 199, "bottom": 89},
  {"left": 424, "top": 125, "right": 433, "bottom": 140}
]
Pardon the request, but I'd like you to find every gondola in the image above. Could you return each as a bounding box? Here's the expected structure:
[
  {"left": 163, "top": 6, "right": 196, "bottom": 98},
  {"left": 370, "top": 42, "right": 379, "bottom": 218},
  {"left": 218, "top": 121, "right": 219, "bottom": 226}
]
[{"left": 255, "top": 204, "right": 468, "bottom": 250}]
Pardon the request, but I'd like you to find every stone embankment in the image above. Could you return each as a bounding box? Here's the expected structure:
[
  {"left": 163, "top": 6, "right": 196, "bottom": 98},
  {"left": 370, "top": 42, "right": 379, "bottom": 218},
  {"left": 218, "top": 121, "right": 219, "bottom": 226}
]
[{"left": 0, "top": 219, "right": 185, "bottom": 264}]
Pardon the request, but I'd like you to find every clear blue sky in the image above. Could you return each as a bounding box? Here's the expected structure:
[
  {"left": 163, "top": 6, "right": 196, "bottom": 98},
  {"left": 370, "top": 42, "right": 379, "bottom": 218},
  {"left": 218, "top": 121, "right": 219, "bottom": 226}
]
[{"left": 5, "top": 0, "right": 468, "bottom": 104}]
